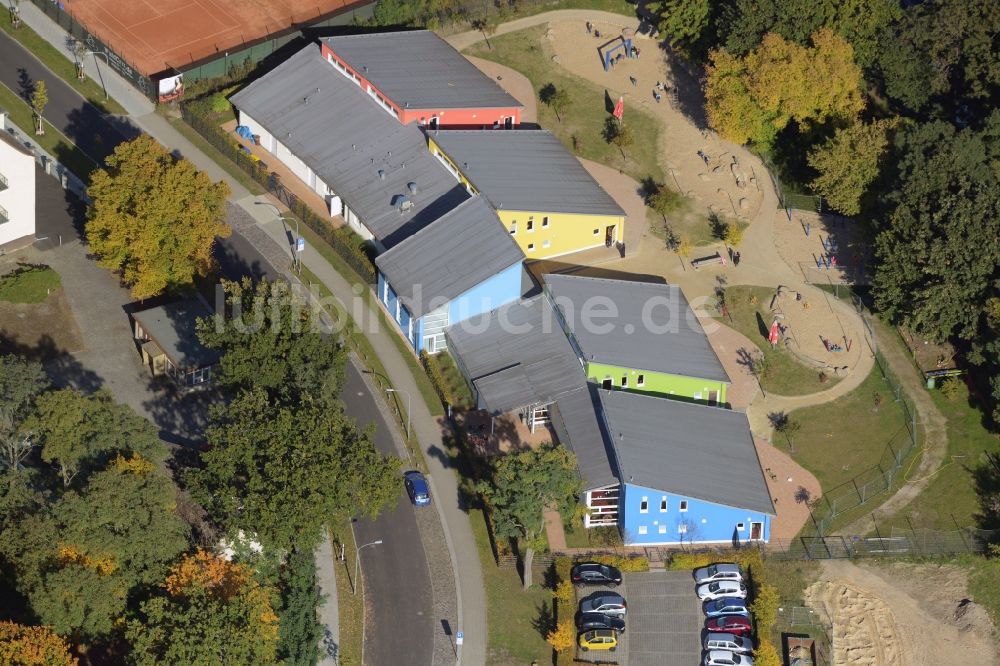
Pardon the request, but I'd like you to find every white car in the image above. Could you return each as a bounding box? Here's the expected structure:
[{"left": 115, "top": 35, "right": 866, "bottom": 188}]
[
  {"left": 694, "top": 563, "right": 743, "bottom": 584},
  {"left": 704, "top": 632, "right": 753, "bottom": 654},
  {"left": 697, "top": 579, "right": 748, "bottom": 600},
  {"left": 704, "top": 649, "right": 754, "bottom": 666}
]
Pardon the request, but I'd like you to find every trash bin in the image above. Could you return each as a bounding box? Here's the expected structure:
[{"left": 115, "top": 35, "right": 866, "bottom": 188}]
[{"left": 926, "top": 376, "right": 936, "bottom": 389}]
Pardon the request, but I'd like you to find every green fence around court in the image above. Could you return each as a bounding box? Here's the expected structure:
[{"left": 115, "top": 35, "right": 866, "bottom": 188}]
[{"left": 180, "top": 104, "right": 377, "bottom": 284}]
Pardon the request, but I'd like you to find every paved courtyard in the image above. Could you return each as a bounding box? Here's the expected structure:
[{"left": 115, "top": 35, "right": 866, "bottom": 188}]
[{"left": 577, "top": 570, "right": 702, "bottom": 665}]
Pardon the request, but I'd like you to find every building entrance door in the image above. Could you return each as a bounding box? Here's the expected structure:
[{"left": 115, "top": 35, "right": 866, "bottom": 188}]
[{"left": 605, "top": 225, "right": 617, "bottom": 247}]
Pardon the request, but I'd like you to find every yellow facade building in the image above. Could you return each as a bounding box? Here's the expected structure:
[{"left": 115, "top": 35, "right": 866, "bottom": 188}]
[{"left": 428, "top": 130, "right": 626, "bottom": 259}]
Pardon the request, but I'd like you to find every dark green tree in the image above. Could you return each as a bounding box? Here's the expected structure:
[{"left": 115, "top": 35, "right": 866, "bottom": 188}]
[
  {"left": 0, "top": 355, "right": 47, "bottom": 470},
  {"left": 276, "top": 549, "right": 324, "bottom": 666},
  {"left": 872, "top": 118, "right": 1000, "bottom": 345},
  {"left": 197, "top": 278, "right": 347, "bottom": 407},
  {"left": 476, "top": 443, "right": 581, "bottom": 589},
  {"left": 654, "top": 0, "right": 711, "bottom": 56},
  {"left": 189, "top": 388, "right": 399, "bottom": 552}
]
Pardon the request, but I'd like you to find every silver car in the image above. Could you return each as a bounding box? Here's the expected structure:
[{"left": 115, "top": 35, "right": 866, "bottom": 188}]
[
  {"left": 697, "top": 580, "right": 748, "bottom": 600},
  {"left": 694, "top": 563, "right": 743, "bottom": 584},
  {"left": 704, "top": 632, "right": 753, "bottom": 654},
  {"left": 579, "top": 592, "right": 627, "bottom": 617}
]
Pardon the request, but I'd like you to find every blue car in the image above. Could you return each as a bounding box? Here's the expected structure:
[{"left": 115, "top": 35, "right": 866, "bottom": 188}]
[
  {"left": 703, "top": 597, "right": 750, "bottom": 618},
  {"left": 404, "top": 471, "right": 432, "bottom": 506}
]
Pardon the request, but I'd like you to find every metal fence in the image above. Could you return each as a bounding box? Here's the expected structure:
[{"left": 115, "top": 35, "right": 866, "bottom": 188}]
[
  {"left": 803, "top": 295, "right": 921, "bottom": 537},
  {"left": 767, "top": 527, "right": 998, "bottom": 560}
]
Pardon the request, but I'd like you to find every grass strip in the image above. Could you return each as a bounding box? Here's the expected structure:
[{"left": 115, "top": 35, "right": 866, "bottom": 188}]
[
  {"left": 0, "top": 80, "right": 97, "bottom": 182},
  {"left": 164, "top": 114, "right": 265, "bottom": 195},
  {"left": 0, "top": 11, "right": 127, "bottom": 115},
  {"left": 0, "top": 265, "right": 61, "bottom": 303},
  {"left": 327, "top": 518, "right": 363, "bottom": 666}
]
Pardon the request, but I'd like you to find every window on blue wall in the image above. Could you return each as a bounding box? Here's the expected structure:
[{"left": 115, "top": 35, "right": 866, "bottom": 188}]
[
  {"left": 658, "top": 525, "right": 667, "bottom": 534},
  {"left": 678, "top": 524, "right": 687, "bottom": 534},
  {"left": 639, "top": 497, "right": 648, "bottom": 513},
  {"left": 659, "top": 498, "right": 667, "bottom": 512},
  {"left": 679, "top": 500, "right": 688, "bottom": 512},
  {"left": 737, "top": 523, "right": 745, "bottom": 531},
  {"left": 638, "top": 525, "right": 647, "bottom": 535}
]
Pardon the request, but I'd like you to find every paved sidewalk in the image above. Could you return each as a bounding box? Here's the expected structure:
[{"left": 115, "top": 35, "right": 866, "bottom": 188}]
[{"left": 315, "top": 535, "right": 341, "bottom": 665}]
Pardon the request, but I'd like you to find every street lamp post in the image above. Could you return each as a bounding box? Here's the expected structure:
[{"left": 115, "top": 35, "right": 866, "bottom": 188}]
[
  {"left": 254, "top": 200, "right": 301, "bottom": 273},
  {"left": 82, "top": 51, "right": 110, "bottom": 101},
  {"left": 353, "top": 539, "right": 383, "bottom": 596},
  {"left": 386, "top": 387, "right": 411, "bottom": 439}
]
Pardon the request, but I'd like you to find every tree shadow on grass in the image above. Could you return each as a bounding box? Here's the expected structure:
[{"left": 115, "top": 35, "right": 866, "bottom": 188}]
[{"left": 531, "top": 599, "right": 555, "bottom": 639}]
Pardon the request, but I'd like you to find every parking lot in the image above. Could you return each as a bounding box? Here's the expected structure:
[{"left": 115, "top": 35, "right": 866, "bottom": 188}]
[{"left": 576, "top": 570, "right": 703, "bottom": 665}]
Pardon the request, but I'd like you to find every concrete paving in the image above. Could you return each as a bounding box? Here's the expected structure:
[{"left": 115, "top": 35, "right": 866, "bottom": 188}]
[{"left": 621, "top": 571, "right": 702, "bottom": 666}]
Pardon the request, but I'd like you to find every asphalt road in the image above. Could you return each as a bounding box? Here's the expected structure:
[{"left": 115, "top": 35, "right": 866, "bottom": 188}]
[
  {"left": 0, "top": 30, "right": 134, "bottom": 163},
  {"left": 344, "top": 364, "right": 435, "bottom": 666}
]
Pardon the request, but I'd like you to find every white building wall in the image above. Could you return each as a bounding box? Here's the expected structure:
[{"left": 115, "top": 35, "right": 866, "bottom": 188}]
[{"left": 0, "top": 126, "right": 36, "bottom": 247}]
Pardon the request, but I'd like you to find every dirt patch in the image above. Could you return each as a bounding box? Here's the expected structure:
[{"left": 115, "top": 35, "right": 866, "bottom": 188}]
[
  {"left": 804, "top": 560, "right": 999, "bottom": 666},
  {"left": 0, "top": 287, "right": 85, "bottom": 359}
]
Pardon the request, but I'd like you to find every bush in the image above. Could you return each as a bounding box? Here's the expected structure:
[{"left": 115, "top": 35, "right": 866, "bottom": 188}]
[
  {"left": 666, "top": 548, "right": 763, "bottom": 574},
  {"left": 939, "top": 377, "right": 964, "bottom": 401},
  {"left": 752, "top": 639, "right": 782, "bottom": 666},
  {"left": 553, "top": 580, "right": 574, "bottom": 606},
  {"left": 546, "top": 618, "right": 576, "bottom": 653},
  {"left": 209, "top": 92, "right": 231, "bottom": 114},
  {"left": 420, "top": 350, "right": 452, "bottom": 407},
  {"left": 554, "top": 556, "right": 573, "bottom": 585},
  {"left": 588, "top": 554, "right": 649, "bottom": 572}
]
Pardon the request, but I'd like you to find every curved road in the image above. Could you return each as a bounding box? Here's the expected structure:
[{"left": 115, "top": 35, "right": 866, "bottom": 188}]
[{"left": 343, "top": 364, "right": 435, "bottom": 666}]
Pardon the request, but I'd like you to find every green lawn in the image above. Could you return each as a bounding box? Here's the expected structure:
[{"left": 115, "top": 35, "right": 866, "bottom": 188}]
[
  {"left": 713, "top": 286, "right": 842, "bottom": 396},
  {"left": 328, "top": 518, "right": 363, "bottom": 666},
  {"left": 879, "top": 383, "right": 999, "bottom": 533},
  {"left": 470, "top": 506, "right": 553, "bottom": 665},
  {"left": 0, "top": 265, "right": 61, "bottom": 303},
  {"left": 164, "top": 115, "right": 265, "bottom": 195},
  {"left": 965, "top": 554, "right": 1000, "bottom": 628},
  {"left": 464, "top": 25, "right": 665, "bottom": 185},
  {"left": 0, "top": 11, "right": 126, "bottom": 115},
  {"left": 0, "top": 81, "right": 97, "bottom": 181}
]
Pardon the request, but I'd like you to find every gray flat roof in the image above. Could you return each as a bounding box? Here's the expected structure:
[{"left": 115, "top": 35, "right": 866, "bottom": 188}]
[
  {"left": 599, "top": 390, "right": 774, "bottom": 514},
  {"left": 230, "top": 44, "right": 468, "bottom": 248},
  {"left": 553, "top": 384, "right": 618, "bottom": 490},
  {"left": 132, "top": 299, "right": 220, "bottom": 369},
  {"left": 430, "top": 130, "right": 626, "bottom": 216},
  {"left": 544, "top": 274, "right": 730, "bottom": 382},
  {"left": 445, "top": 295, "right": 585, "bottom": 414},
  {"left": 375, "top": 197, "right": 524, "bottom": 318},
  {"left": 322, "top": 31, "right": 522, "bottom": 111}
]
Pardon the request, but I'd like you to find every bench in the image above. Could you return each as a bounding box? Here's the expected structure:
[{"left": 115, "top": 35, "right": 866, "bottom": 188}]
[{"left": 691, "top": 252, "right": 724, "bottom": 269}]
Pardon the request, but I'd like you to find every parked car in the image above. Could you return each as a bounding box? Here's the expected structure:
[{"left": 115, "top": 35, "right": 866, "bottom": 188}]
[
  {"left": 705, "top": 615, "right": 752, "bottom": 637},
  {"left": 703, "top": 597, "right": 750, "bottom": 618},
  {"left": 571, "top": 562, "right": 622, "bottom": 587},
  {"left": 694, "top": 563, "right": 743, "bottom": 584},
  {"left": 578, "top": 629, "right": 618, "bottom": 651},
  {"left": 403, "top": 471, "right": 431, "bottom": 506},
  {"left": 576, "top": 612, "right": 625, "bottom": 634},
  {"left": 579, "top": 592, "right": 627, "bottom": 617},
  {"left": 697, "top": 580, "right": 748, "bottom": 600},
  {"left": 704, "top": 649, "right": 754, "bottom": 666},
  {"left": 704, "top": 632, "right": 753, "bottom": 654}
]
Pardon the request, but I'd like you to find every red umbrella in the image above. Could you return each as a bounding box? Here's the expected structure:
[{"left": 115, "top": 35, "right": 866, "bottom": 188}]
[
  {"left": 613, "top": 96, "right": 624, "bottom": 120},
  {"left": 768, "top": 319, "right": 780, "bottom": 346}
]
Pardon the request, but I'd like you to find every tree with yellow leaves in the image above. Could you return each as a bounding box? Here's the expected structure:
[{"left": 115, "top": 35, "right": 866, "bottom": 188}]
[
  {"left": 0, "top": 622, "right": 77, "bottom": 666},
  {"left": 808, "top": 118, "right": 897, "bottom": 215},
  {"left": 706, "top": 29, "right": 864, "bottom": 149},
  {"left": 85, "top": 135, "right": 231, "bottom": 299},
  {"left": 546, "top": 618, "right": 576, "bottom": 653},
  {"left": 128, "top": 550, "right": 280, "bottom": 665}
]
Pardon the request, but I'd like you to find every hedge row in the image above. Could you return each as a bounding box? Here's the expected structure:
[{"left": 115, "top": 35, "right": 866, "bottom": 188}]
[
  {"left": 179, "top": 102, "right": 376, "bottom": 284},
  {"left": 420, "top": 350, "right": 455, "bottom": 407}
]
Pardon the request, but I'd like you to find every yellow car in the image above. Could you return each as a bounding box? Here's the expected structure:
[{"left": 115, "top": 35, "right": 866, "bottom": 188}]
[{"left": 578, "top": 629, "right": 618, "bottom": 651}]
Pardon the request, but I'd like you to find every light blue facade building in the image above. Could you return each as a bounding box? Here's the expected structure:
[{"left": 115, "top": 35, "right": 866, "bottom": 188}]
[{"left": 375, "top": 197, "right": 525, "bottom": 354}]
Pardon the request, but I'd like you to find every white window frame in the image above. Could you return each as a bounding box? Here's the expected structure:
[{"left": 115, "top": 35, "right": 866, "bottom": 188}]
[
  {"left": 639, "top": 497, "right": 648, "bottom": 513},
  {"left": 658, "top": 524, "right": 667, "bottom": 534},
  {"left": 593, "top": 228, "right": 600, "bottom": 235},
  {"left": 637, "top": 374, "right": 645, "bottom": 387},
  {"left": 509, "top": 221, "right": 517, "bottom": 235},
  {"left": 527, "top": 243, "right": 535, "bottom": 251},
  {"left": 542, "top": 216, "right": 549, "bottom": 228},
  {"left": 678, "top": 523, "right": 688, "bottom": 534},
  {"left": 679, "top": 500, "right": 689, "bottom": 512},
  {"left": 659, "top": 497, "right": 667, "bottom": 512},
  {"left": 736, "top": 522, "right": 745, "bottom": 531},
  {"left": 638, "top": 525, "right": 648, "bottom": 535},
  {"left": 621, "top": 375, "right": 628, "bottom": 388},
  {"left": 526, "top": 218, "right": 534, "bottom": 232}
]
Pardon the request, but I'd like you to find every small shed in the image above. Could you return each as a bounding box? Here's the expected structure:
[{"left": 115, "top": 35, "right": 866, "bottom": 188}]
[{"left": 131, "top": 299, "right": 220, "bottom": 387}]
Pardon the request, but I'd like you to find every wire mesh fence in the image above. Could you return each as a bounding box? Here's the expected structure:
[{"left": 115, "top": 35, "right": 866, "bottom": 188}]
[{"left": 767, "top": 527, "right": 998, "bottom": 560}]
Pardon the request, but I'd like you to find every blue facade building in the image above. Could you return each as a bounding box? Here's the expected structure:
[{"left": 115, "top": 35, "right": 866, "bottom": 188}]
[
  {"left": 375, "top": 197, "right": 525, "bottom": 354},
  {"left": 591, "top": 389, "right": 774, "bottom": 546}
]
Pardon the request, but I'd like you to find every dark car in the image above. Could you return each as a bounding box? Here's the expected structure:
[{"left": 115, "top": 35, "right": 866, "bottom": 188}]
[
  {"left": 705, "top": 615, "right": 752, "bottom": 637},
  {"left": 571, "top": 562, "right": 623, "bottom": 587},
  {"left": 403, "top": 471, "right": 431, "bottom": 506},
  {"left": 576, "top": 612, "right": 625, "bottom": 634}
]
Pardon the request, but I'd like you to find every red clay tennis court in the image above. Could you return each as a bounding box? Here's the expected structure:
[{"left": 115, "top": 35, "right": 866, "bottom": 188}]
[{"left": 62, "top": 0, "right": 357, "bottom": 76}]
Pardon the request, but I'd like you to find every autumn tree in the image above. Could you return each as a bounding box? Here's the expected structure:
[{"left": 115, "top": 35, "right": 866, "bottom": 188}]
[
  {"left": 197, "top": 278, "right": 346, "bottom": 407},
  {"left": 706, "top": 29, "right": 864, "bottom": 149},
  {"left": 127, "top": 550, "right": 280, "bottom": 665},
  {"left": 85, "top": 135, "right": 231, "bottom": 299},
  {"left": 0, "top": 622, "right": 77, "bottom": 666},
  {"left": 648, "top": 184, "right": 683, "bottom": 222},
  {"left": 30, "top": 80, "right": 47, "bottom": 135},
  {"left": 546, "top": 618, "right": 576, "bottom": 653},
  {"left": 27, "top": 388, "right": 164, "bottom": 487},
  {"left": 1, "top": 456, "right": 189, "bottom": 640},
  {"left": 189, "top": 388, "right": 399, "bottom": 552},
  {"left": 476, "top": 443, "right": 581, "bottom": 589},
  {"left": 807, "top": 118, "right": 896, "bottom": 215}
]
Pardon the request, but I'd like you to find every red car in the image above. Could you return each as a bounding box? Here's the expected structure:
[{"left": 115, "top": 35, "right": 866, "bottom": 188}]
[{"left": 705, "top": 615, "right": 751, "bottom": 637}]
